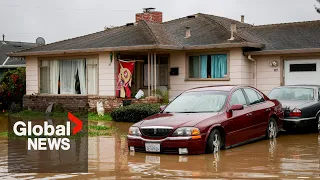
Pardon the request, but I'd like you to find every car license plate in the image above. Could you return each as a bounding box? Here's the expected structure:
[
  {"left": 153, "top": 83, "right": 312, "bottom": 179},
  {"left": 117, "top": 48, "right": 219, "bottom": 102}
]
[
  {"left": 145, "top": 143, "right": 160, "bottom": 152},
  {"left": 145, "top": 156, "right": 160, "bottom": 164}
]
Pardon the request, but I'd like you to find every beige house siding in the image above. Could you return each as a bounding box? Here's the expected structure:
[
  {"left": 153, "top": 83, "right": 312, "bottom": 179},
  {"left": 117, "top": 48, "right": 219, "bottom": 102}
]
[
  {"left": 23, "top": 50, "right": 283, "bottom": 99},
  {"left": 98, "top": 52, "right": 116, "bottom": 96},
  {"left": 169, "top": 48, "right": 253, "bottom": 99},
  {"left": 26, "top": 56, "right": 39, "bottom": 95},
  {"left": 255, "top": 55, "right": 282, "bottom": 94}
]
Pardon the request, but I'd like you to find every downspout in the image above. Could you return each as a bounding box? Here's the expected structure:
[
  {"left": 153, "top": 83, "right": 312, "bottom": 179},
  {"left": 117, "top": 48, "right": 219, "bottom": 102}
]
[{"left": 248, "top": 55, "right": 257, "bottom": 88}]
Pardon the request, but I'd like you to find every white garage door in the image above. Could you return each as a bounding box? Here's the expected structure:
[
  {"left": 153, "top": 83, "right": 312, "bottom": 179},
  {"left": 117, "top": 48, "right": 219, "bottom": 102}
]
[{"left": 284, "top": 59, "right": 320, "bottom": 85}]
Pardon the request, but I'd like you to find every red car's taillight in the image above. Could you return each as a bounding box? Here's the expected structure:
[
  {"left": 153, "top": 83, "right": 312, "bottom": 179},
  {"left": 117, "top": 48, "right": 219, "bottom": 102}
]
[{"left": 289, "top": 109, "right": 302, "bottom": 117}]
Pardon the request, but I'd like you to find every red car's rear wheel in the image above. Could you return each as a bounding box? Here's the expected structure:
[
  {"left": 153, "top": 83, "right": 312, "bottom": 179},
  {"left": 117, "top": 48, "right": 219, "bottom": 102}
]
[{"left": 267, "top": 118, "right": 278, "bottom": 139}]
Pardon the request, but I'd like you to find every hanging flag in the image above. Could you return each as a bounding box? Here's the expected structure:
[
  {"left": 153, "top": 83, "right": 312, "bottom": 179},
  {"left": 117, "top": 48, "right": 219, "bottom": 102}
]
[{"left": 116, "top": 60, "right": 135, "bottom": 98}]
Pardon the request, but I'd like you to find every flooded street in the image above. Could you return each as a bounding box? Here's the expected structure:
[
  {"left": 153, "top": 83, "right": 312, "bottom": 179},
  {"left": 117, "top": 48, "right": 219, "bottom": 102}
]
[{"left": 0, "top": 120, "right": 320, "bottom": 179}]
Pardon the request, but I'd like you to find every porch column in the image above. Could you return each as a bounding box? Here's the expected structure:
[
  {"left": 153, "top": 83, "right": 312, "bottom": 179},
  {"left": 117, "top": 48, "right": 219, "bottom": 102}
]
[
  {"left": 150, "top": 50, "right": 154, "bottom": 95},
  {"left": 154, "top": 50, "right": 157, "bottom": 93},
  {"left": 147, "top": 50, "right": 151, "bottom": 97}
]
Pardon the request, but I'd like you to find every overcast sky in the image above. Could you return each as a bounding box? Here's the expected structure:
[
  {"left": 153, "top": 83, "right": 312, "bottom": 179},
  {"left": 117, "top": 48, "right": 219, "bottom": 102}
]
[{"left": 1, "top": 0, "right": 319, "bottom": 43}]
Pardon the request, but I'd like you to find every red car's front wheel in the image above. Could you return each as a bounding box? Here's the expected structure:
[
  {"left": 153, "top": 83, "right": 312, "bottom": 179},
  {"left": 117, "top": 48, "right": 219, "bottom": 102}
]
[{"left": 206, "top": 129, "right": 223, "bottom": 154}]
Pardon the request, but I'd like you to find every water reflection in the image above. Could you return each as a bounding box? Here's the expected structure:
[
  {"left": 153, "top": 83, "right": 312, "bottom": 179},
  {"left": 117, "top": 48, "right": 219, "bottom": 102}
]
[{"left": 0, "top": 120, "right": 319, "bottom": 179}]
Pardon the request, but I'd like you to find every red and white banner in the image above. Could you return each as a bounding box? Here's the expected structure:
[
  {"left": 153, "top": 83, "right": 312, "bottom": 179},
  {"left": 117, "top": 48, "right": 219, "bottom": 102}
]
[{"left": 116, "top": 60, "right": 135, "bottom": 98}]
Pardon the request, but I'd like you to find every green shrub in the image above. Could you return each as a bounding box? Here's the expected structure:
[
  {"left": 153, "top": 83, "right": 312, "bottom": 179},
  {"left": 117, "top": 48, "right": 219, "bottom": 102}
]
[
  {"left": 8, "top": 102, "right": 22, "bottom": 113},
  {"left": 110, "top": 103, "right": 160, "bottom": 122},
  {"left": 0, "top": 68, "right": 26, "bottom": 109},
  {"left": 155, "top": 89, "right": 169, "bottom": 104}
]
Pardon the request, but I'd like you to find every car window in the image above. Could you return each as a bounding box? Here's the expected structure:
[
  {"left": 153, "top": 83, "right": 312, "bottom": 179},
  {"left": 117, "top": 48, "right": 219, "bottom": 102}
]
[
  {"left": 230, "top": 89, "right": 247, "bottom": 106},
  {"left": 244, "top": 88, "right": 264, "bottom": 105},
  {"left": 268, "top": 87, "right": 314, "bottom": 101},
  {"left": 256, "top": 92, "right": 265, "bottom": 103}
]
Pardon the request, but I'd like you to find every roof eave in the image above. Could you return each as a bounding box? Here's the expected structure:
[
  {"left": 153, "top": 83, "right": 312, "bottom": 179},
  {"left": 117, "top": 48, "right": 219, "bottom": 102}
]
[
  {"left": 183, "top": 42, "right": 264, "bottom": 50},
  {"left": 8, "top": 45, "right": 183, "bottom": 57},
  {"left": 0, "top": 64, "right": 26, "bottom": 68},
  {"left": 244, "top": 48, "right": 320, "bottom": 56}
]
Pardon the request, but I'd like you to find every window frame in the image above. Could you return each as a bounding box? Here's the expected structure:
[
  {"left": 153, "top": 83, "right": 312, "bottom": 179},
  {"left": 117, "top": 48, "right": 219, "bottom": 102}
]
[
  {"left": 289, "top": 63, "right": 317, "bottom": 72},
  {"left": 38, "top": 55, "right": 99, "bottom": 95},
  {"left": 186, "top": 51, "right": 230, "bottom": 81}
]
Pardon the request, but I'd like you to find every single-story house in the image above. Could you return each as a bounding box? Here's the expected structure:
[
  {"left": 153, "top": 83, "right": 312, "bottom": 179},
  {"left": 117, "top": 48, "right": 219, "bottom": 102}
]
[
  {"left": 0, "top": 39, "right": 35, "bottom": 79},
  {"left": 8, "top": 8, "right": 320, "bottom": 112}
]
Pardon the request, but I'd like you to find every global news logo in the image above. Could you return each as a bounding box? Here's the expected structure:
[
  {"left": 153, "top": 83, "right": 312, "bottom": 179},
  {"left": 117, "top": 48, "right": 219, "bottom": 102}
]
[{"left": 12, "top": 112, "right": 82, "bottom": 151}]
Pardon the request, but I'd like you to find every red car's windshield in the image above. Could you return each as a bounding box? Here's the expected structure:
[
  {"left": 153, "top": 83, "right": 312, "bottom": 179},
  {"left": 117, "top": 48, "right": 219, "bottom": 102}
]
[{"left": 164, "top": 91, "right": 228, "bottom": 113}]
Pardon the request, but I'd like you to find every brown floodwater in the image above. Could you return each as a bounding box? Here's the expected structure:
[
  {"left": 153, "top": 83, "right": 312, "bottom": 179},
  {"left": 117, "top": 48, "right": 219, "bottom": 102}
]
[{"left": 0, "top": 116, "right": 319, "bottom": 179}]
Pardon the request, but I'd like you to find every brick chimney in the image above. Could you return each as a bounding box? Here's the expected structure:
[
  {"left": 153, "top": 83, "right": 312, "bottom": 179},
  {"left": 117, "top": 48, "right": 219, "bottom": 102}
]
[{"left": 136, "top": 8, "right": 163, "bottom": 23}]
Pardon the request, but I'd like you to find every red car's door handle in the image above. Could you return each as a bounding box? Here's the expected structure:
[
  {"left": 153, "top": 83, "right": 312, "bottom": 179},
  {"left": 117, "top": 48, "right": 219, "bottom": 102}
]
[
  {"left": 266, "top": 108, "right": 271, "bottom": 112},
  {"left": 246, "top": 113, "right": 252, "bottom": 117}
]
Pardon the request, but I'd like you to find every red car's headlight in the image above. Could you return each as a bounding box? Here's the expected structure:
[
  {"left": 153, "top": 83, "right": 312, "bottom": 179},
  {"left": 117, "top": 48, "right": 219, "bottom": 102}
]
[
  {"left": 172, "top": 127, "right": 200, "bottom": 137},
  {"left": 128, "top": 127, "right": 141, "bottom": 136}
]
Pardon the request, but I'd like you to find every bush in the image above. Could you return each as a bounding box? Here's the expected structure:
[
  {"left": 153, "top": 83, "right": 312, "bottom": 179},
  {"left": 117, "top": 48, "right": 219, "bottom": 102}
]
[
  {"left": 8, "top": 102, "right": 22, "bottom": 113},
  {"left": 110, "top": 103, "right": 160, "bottom": 122},
  {"left": 155, "top": 89, "right": 169, "bottom": 104},
  {"left": 0, "top": 68, "right": 26, "bottom": 110}
]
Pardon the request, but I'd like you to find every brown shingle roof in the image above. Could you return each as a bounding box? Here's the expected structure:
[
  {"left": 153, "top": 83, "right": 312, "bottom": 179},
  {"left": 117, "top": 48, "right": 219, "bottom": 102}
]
[
  {"left": 0, "top": 41, "right": 35, "bottom": 65},
  {"left": 238, "top": 20, "right": 320, "bottom": 51},
  {"left": 10, "top": 13, "right": 319, "bottom": 56},
  {"left": 163, "top": 14, "right": 246, "bottom": 46}
]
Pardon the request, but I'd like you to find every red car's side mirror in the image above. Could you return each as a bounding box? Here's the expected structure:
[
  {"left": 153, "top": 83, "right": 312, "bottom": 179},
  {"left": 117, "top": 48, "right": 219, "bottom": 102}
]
[
  {"left": 227, "top": 104, "right": 244, "bottom": 118},
  {"left": 229, "top": 104, "right": 244, "bottom": 111},
  {"left": 160, "top": 105, "right": 166, "bottom": 112}
]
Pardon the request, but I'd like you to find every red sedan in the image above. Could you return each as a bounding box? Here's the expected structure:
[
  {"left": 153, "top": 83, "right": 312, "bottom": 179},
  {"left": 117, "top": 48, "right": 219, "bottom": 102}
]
[{"left": 127, "top": 86, "right": 283, "bottom": 155}]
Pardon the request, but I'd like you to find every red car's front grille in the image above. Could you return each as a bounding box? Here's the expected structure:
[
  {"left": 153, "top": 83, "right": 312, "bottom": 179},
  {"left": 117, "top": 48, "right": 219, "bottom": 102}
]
[{"left": 140, "top": 128, "right": 172, "bottom": 137}]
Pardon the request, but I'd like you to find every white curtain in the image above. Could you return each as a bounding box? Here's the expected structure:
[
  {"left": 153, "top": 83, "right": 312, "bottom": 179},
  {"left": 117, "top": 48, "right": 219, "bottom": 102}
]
[
  {"left": 49, "top": 60, "right": 59, "bottom": 94},
  {"left": 59, "top": 60, "right": 77, "bottom": 94},
  {"left": 76, "top": 60, "right": 86, "bottom": 94}
]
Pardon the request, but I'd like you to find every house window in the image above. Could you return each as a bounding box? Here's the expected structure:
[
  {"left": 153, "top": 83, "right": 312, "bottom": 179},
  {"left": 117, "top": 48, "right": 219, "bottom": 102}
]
[
  {"left": 39, "top": 59, "right": 98, "bottom": 95},
  {"left": 188, "top": 54, "right": 228, "bottom": 79},
  {"left": 290, "top": 63, "right": 316, "bottom": 72}
]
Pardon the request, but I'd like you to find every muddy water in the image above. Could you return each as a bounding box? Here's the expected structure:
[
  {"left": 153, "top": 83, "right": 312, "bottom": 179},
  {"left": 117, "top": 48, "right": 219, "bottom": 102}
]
[{"left": 0, "top": 119, "right": 319, "bottom": 179}]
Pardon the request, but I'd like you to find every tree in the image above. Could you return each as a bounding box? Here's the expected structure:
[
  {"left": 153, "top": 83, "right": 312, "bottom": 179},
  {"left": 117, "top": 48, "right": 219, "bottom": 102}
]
[{"left": 316, "top": 0, "right": 320, "bottom": 13}]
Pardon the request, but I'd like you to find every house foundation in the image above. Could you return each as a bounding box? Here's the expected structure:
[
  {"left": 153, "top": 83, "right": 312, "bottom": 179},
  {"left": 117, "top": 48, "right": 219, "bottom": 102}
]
[{"left": 23, "top": 95, "right": 160, "bottom": 112}]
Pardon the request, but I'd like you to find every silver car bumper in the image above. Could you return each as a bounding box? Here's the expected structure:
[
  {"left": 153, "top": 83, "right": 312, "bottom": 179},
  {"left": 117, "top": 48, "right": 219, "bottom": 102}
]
[{"left": 127, "top": 135, "right": 192, "bottom": 142}]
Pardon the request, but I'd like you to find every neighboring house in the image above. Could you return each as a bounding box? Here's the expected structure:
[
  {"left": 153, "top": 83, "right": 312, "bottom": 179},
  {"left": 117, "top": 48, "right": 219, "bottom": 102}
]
[
  {"left": 8, "top": 8, "right": 320, "bottom": 112},
  {"left": 0, "top": 40, "right": 36, "bottom": 79}
]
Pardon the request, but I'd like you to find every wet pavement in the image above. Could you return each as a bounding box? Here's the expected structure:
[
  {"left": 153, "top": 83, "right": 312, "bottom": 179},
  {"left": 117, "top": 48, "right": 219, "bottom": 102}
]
[{"left": 0, "top": 118, "right": 320, "bottom": 179}]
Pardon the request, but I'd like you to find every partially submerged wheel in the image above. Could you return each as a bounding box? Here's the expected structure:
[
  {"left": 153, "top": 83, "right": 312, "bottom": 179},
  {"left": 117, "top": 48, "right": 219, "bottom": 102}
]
[
  {"left": 317, "top": 115, "right": 320, "bottom": 133},
  {"left": 206, "top": 129, "right": 222, "bottom": 154},
  {"left": 267, "top": 118, "right": 278, "bottom": 139}
]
